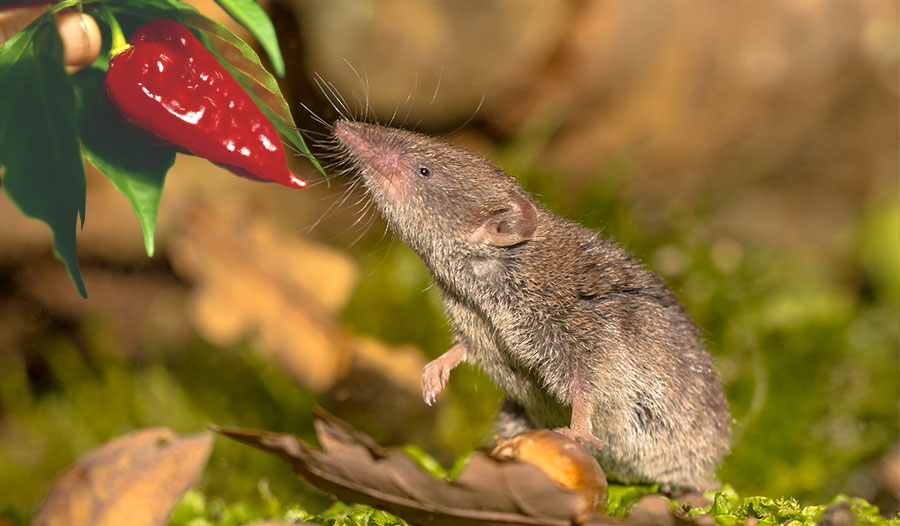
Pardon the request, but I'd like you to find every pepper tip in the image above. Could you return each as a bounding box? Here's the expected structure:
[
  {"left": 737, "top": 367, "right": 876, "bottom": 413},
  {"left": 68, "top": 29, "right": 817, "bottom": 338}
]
[{"left": 288, "top": 173, "right": 308, "bottom": 189}]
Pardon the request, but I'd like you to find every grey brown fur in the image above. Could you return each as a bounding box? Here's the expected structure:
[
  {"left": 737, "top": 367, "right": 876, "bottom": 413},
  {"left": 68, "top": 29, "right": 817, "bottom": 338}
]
[{"left": 332, "top": 120, "right": 731, "bottom": 492}]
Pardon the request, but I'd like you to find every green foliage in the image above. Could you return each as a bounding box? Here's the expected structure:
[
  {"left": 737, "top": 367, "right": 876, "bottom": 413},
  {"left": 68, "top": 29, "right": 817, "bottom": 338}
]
[
  {"left": 73, "top": 67, "right": 176, "bottom": 257},
  {"left": 858, "top": 203, "right": 900, "bottom": 300},
  {"left": 169, "top": 486, "right": 296, "bottom": 526},
  {"left": 394, "top": 444, "right": 475, "bottom": 483},
  {"left": 0, "top": 0, "right": 322, "bottom": 297},
  {"left": 176, "top": 485, "right": 900, "bottom": 526},
  {"left": 169, "top": 490, "right": 411, "bottom": 526},
  {"left": 0, "top": 13, "right": 87, "bottom": 297},
  {"left": 343, "top": 243, "right": 449, "bottom": 352},
  {"left": 165, "top": 487, "right": 898, "bottom": 526},
  {"left": 212, "top": 0, "right": 285, "bottom": 77},
  {"left": 688, "top": 487, "right": 898, "bottom": 526},
  {"left": 295, "top": 502, "right": 411, "bottom": 526},
  {"left": 396, "top": 444, "right": 453, "bottom": 479},
  {"left": 605, "top": 484, "right": 659, "bottom": 516}
]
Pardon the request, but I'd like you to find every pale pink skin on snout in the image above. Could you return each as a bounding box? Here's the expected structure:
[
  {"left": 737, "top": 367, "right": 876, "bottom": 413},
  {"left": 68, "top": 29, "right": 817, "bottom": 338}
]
[{"left": 333, "top": 121, "right": 408, "bottom": 199}]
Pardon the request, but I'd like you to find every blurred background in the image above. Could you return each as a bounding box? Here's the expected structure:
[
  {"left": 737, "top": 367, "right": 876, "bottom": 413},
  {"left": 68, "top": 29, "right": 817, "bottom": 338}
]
[{"left": 1, "top": 0, "right": 898, "bottom": 518}]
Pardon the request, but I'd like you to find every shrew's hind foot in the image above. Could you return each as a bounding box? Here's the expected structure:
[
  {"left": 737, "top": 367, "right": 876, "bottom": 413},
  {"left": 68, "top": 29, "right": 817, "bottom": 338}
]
[{"left": 553, "top": 425, "right": 605, "bottom": 451}]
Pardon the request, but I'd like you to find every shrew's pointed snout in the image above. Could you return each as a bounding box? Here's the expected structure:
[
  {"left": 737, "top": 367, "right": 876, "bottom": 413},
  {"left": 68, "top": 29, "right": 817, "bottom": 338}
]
[
  {"left": 333, "top": 120, "right": 415, "bottom": 161},
  {"left": 332, "top": 120, "right": 409, "bottom": 198},
  {"left": 333, "top": 119, "right": 393, "bottom": 161},
  {"left": 332, "top": 119, "right": 363, "bottom": 142},
  {"left": 333, "top": 120, "right": 379, "bottom": 156}
]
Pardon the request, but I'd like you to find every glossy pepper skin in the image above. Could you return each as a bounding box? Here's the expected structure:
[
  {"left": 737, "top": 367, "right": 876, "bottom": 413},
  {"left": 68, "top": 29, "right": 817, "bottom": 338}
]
[{"left": 104, "top": 19, "right": 305, "bottom": 188}]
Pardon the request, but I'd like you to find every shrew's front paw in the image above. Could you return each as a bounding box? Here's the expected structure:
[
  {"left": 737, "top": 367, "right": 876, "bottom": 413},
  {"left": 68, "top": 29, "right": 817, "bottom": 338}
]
[
  {"left": 421, "top": 343, "right": 468, "bottom": 406},
  {"left": 422, "top": 358, "right": 452, "bottom": 405}
]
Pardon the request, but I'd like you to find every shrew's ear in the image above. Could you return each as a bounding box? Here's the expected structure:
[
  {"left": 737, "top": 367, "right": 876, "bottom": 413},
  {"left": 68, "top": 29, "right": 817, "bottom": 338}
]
[{"left": 468, "top": 194, "right": 536, "bottom": 247}]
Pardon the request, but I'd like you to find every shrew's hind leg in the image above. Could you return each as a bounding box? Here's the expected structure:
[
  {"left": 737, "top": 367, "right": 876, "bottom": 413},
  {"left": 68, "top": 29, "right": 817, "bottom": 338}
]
[{"left": 553, "top": 368, "right": 605, "bottom": 451}]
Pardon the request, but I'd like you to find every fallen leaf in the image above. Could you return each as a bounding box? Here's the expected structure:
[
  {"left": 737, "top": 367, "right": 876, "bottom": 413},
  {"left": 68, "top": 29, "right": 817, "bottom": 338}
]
[
  {"left": 168, "top": 199, "right": 357, "bottom": 391},
  {"left": 493, "top": 430, "right": 608, "bottom": 519},
  {"left": 33, "top": 428, "right": 213, "bottom": 526},
  {"left": 214, "top": 411, "right": 697, "bottom": 526}
]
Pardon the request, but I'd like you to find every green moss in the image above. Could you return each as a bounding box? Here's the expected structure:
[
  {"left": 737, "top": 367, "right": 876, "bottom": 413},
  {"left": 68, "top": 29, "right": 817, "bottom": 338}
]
[
  {"left": 163, "top": 486, "right": 899, "bottom": 526},
  {"left": 686, "top": 488, "right": 898, "bottom": 526},
  {"left": 605, "top": 484, "right": 660, "bottom": 516},
  {"left": 169, "top": 490, "right": 412, "bottom": 526}
]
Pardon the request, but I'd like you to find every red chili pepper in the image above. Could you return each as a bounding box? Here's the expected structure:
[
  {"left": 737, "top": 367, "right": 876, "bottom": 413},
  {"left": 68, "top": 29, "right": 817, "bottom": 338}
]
[{"left": 103, "top": 19, "right": 305, "bottom": 189}]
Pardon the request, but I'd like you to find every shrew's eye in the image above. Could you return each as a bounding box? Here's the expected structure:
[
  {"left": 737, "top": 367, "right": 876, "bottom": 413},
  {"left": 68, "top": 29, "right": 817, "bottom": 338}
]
[{"left": 418, "top": 167, "right": 431, "bottom": 177}]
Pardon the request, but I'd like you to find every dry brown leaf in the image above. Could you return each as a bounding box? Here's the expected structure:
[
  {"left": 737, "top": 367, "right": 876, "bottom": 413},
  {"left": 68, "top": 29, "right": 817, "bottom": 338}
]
[
  {"left": 214, "top": 417, "right": 579, "bottom": 525},
  {"left": 214, "top": 411, "right": 694, "bottom": 526},
  {"left": 33, "top": 427, "right": 213, "bottom": 526},
  {"left": 168, "top": 200, "right": 358, "bottom": 391}
]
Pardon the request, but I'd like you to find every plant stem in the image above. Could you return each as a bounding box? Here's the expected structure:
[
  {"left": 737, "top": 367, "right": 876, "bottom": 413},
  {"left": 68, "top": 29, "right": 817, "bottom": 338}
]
[
  {"left": 95, "top": 3, "right": 130, "bottom": 59},
  {"left": 48, "top": 0, "right": 80, "bottom": 15}
]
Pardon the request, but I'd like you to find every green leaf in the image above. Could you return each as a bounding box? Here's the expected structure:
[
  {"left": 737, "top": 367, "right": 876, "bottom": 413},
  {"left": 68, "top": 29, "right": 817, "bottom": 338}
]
[
  {"left": 605, "top": 484, "right": 659, "bottom": 516},
  {"left": 397, "top": 444, "right": 448, "bottom": 479},
  {"left": 684, "top": 492, "right": 897, "bottom": 526},
  {"left": 713, "top": 514, "right": 740, "bottom": 526},
  {"left": 73, "top": 67, "right": 176, "bottom": 257},
  {"left": 446, "top": 450, "right": 473, "bottom": 480},
  {"left": 0, "top": 14, "right": 87, "bottom": 297},
  {"left": 710, "top": 492, "right": 735, "bottom": 516},
  {"left": 212, "top": 0, "right": 285, "bottom": 78}
]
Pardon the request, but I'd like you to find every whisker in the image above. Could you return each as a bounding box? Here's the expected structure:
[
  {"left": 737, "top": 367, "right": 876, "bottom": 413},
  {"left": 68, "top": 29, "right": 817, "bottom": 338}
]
[
  {"left": 365, "top": 236, "right": 395, "bottom": 278},
  {"left": 326, "top": 78, "right": 356, "bottom": 121},
  {"left": 314, "top": 74, "right": 349, "bottom": 121},
  {"left": 348, "top": 206, "right": 378, "bottom": 247},
  {"left": 398, "top": 75, "right": 419, "bottom": 128},
  {"left": 342, "top": 58, "right": 370, "bottom": 123},
  {"left": 447, "top": 93, "right": 485, "bottom": 137},
  {"left": 364, "top": 70, "right": 372, "bottom": 123},
  {"left": 301, "top": 101, "right": 331, "bottom": 128},
  {"left": 415, "top": 67, "right": 442, "bottom": 129}
]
